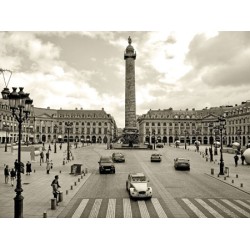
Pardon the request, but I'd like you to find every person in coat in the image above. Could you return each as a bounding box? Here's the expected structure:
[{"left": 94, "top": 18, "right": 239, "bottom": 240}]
[
  {"left": 46, "top": 160, "right": 51, "bottom": 174},
  {"left": 4, "top": 165, "right": 9, "bottom": 184},
  {"left": 10, "top": 168, "right": 16, "bottom": 186},
  {"left": 234, "top": 154, "right": 239, "bottom": 167},
  {"left": 26, "top": 161, "right": 32, "bottom": 175},
  {"left": 51, "top": 175, "right": 61, "bottom": 205}
]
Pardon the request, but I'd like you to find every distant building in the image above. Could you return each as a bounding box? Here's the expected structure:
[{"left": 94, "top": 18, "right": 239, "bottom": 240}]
[
  {"left": 0, "top": 100, "right": 117, "bottom": 144},
  {"left": 138, "top": 101, "right": 250, "bottom": 146}
]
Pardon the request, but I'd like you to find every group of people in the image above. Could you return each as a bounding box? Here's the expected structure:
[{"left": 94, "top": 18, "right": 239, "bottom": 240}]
[{"left": 234, "top": 152, "right": 245, "bottom": 167}]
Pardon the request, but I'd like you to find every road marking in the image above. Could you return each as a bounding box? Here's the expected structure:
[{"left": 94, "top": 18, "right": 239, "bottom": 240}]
[
  {"left": 138, "top": 200, "right": 150, "bottom": 218},
  {"left": 195, "top": 199, "right": 223, "bottom": 218},
  {"left": 106, "top": 199, "right": 116, "bottom": 218},
  {"left": 151, "top": 198, "right": 168, "bottom": 218},
  {"left": 72, "top": 199, "right": 89, "bottom": 218},
  {"left": 182, "top": 198, "right": 206, "bottom": 218},
  {"left": 222, "top": 199, "right": 250, "bottom": 217},
  {"left": 208, "top": 199, "right": 239, "bottom": 218},
  {"left": 123, "top": 198, "right": 132, "bottom": 218},
  {"left": 89, "top": 199, "right": 102, "bottom": 218},
  {"left": 235, "top": 200, "right": 250, "bottom": 210}
]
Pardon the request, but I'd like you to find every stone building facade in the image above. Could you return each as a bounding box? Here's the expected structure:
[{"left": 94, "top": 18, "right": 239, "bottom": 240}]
[
  {"left": 138, "top": 101, "right": 250, "bottom": 146},
  {"left": 0, "top": 99, "right": 117, "bottom": 145}
]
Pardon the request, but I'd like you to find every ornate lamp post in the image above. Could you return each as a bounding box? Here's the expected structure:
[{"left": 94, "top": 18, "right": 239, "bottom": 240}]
[
  {"left": 184, "top": 130, "right": 188, "bottom": 150},
  {"left": 3, "top": 124, "right": 10, "bottom": 152},
  {"left": 54, "top": 124, "right": 58, "bottom": 153},
  {"left": 153, "top": 131, "right": 156, "bottom": 150},
  {"left": 237, "top": 128, "right": 242, "bottom": 150},
  {"left": 2, "top": 86, "right": 33, "bottom": 218},
  {"left": 65, "top": 121, "right": 73, "bottom": 161},
  {"left": 209, "top": 123, "right": 214, "bottom": 162},
  {"left": 217, "top": 116, "right": 226, "bottom": 175}
]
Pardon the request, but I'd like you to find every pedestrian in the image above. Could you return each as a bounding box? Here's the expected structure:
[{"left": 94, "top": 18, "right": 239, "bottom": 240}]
[
  {"left": 234, "top": 154, "right": 239, "bottom": 167},
  {"left": 40, "top": 151, "right": 44, "bottom": 165},
  {"left": 51, "top": 175, "right": 61, "bottom": 205},
  {"left": 14, "top": 159, "right": 18, "bottom": 172},
  {"left": 46, "top": 160, "right": 51, "bottom": 174},
  {"left": 26, "top": 161, "right": 32, "bottom": 175},
  {"left": 50, "top": 160, "right": 53, "bottom": 169},
  {"left": 241, "top": 154, "right": 245, "bottom": 165},
  {"left": 46, "top": 151, "right": 50, "bottom": 161},
  {"left": 48, "top": 144, "right": 51, "bottom": 151},
  {"left": 205, "top": 147, "right": 208, "bottom": 156},
  {"left": 59, "top": 143, "right": 62, "bottom": 150},
  {"left": 10, "top": 168, "right": 16, "bottom": 187},
  {"left": 4, "top": 165, "right": 9, "bottom": 184}
]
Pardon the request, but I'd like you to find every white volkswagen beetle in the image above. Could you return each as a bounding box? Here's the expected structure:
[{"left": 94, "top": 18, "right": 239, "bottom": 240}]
[{"left": 126, "top": 173, "right": 152, "bottom": 199}]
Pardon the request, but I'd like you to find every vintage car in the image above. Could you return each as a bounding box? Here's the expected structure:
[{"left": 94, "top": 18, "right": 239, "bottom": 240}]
[
  {"left": 151, "top": 153, "right": 162, "bottom": 162},
  {"left": 126, "top": 173, "right": 152, "bottom": 199},
  {"left": 98, "top": 156, "right": 115, "bottom": 174},
  {"left": 156, "top": 143, "right": 164, "bottom": 148},
  {"left": 112, "top": 152, "right": 125, "bottom": 163},
  {"left": 174, "top": 158, "right": 190, "bottom": 170}
]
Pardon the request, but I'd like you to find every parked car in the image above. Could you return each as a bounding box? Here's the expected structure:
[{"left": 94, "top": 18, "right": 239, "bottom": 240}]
[
  {"left": 126, "top": 173, "right": 152, "bottom": 199},
  {"left": 174, "top": 158, "right": 190, "bottom": 170},
  {"left": 156, "top": 143, "right": 164, "bottom": 148},
  {"left": 98, "top": 156, "right": 115, "bottom": 174},
  {"left": 112, "top": 152, "right": 125, "bottom": 163},
  {"left": 151, "top": 153, "right": 162, "bottom": 162}
]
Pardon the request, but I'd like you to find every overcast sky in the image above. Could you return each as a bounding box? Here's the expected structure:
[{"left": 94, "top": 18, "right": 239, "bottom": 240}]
[{"left": 1, "top": 31, "right": 250, "bottom": 128}]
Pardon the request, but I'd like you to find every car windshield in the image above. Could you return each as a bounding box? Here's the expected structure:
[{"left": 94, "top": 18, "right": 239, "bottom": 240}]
[
  {"left": 178, "top": 158, "right": 189, "bottom": 163},
  {"left": 101, "top": 157, "right": 112, "bottom": 163},
  {"left": 132, "top": 176, "right": 146, "bottom": 182},
  {"left": 152, "top": 154, "right": 160, "bottom": 156}
]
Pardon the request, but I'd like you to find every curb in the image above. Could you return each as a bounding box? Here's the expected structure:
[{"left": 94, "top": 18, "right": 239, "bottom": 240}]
[{"left": 205, "top": 173, "right": 250, "bottom": 196}]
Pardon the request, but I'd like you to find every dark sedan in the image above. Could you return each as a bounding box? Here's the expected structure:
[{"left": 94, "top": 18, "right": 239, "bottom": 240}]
[{"left": 174, "top": 158, "right": 190, "bottom": 170}]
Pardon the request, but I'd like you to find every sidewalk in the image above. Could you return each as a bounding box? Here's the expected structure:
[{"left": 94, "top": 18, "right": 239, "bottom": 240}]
[
  {"left": 0, "top": 143, "right": 91, "bottom": 218},
  {"left": 178, "top": 144, "right": 250, "bottom": 195}
]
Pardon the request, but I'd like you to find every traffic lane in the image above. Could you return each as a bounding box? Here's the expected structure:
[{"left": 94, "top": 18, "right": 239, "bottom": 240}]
[{"left": 133, "top": 148, "right": 250, "bottom": 200}]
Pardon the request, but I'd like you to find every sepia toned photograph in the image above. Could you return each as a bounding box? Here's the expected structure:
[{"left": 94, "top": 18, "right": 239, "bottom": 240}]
[{"left": 1, "top": 1, "right": 250, "bottom": 250}]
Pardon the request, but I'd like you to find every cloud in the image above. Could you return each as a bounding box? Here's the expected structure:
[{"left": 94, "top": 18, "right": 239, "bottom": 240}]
[{"left": 185, "top": 31, "right": 250, "bottom": 87}]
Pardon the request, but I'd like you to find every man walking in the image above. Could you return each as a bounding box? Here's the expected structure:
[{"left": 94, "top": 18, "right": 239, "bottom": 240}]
[
  {"left": 234, "top": 154, "right": 239, "bottom": 167},
  {"left": 4, "top": 165, "right": 9, "bottom": 184}
]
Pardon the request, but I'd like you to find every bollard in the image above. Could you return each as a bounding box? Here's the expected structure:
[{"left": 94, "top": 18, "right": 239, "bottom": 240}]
[
  {"left": 236, "top": 174, "right": 238, "bottom": 178},
  {"left": 74, "top": 181, "right": 77, "bottom": 186},
  {"left": 211, "top": 168, "right": 214, "bottom": 175},
  {"left": 60, "top": 170, "right": 62, "bottom": 174},
  {"left": 34, "top": 169, "right": 36, "bottom": 173},
  {"left": 240, "top": 183, "right": 243, "bottom": 188},
  {"left": 71, "top": 185, "right": 73, "bottom": 190},
  {"left": 78, "top": 178, "right": 80, "bottom": 182},
  {"left": 85, "top": 168, "right": 88, "bottom": 174},
  {"left": 63, "top": 160, "right": 65, "bottom": 165},
  {"left": 58, "top": 191, "right": 63, "bottom": 202},
  {"left": 51, "top": 198, "right": 56, "bottom": 210},
  {"left": 206, "top": 157, "right": 208, "bottom": 162},
  {"left": 66, "top": 190, "right": 68, "bottom": 195},
  {"left": 232, "top": 180, "right": 234, "bottom": 184},
  {"left": 81, "top": 175, "right": 83, "bottom": 179},
  {"left": 224, "top": 177, "right": 226, "bottom": 180},
  {"left": 43, "top": 211, "right": 47, "bottom": 218},
  {"left": 217, "top": 174, "right": 220, "bottom": 177},
  {"left": 83, "top": 171, "right": 86, "bottom": 176}
]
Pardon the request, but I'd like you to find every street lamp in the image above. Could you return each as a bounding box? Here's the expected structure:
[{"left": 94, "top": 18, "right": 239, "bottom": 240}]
[
  {"left": 2, "top": 86, "right": 33, "bottom": 218},
  {"left": 184, "top": 130, "right": 188, "bottom": 150},
  {"left": 54, "top": 124, "right": 58, "bottom": 153},
  {"left": 209, "top": 123, "right": 214, "bottom": 162},
  {"left": 3, "top": 124, "right": 10, "bottom": 152},
  {"left": 237, "top": 128, "right": 242, "bottom": 150},
  {"left": 65, "top": 121, "right": 73, "bottom": 161},
  {"left": 216, "top": 116, "right": 226, "bottom": 175},
  {"left": 153, "top": 131, "right": 156, "bottom": 150}
]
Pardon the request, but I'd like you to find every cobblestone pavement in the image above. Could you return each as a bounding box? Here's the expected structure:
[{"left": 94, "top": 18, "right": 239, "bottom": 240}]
[
  {"left": 1, "top": 143, "right": 250, "bottom": 218},
  {"left": 0, "top": 143, "right": 91, "bottom": 218}
]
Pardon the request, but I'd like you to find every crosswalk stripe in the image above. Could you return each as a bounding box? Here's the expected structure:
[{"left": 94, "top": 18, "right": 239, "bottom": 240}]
[
  {"left": 222, "top": 199, "right": 250, "bottom": 217},
  {"left": 151, "top": 198, "right": 168, "bottom": 218},
  {"left": 138, "top": 200, "right": 150, "bottom": 218},
  {"left": 123, "top": 198, "right": 132, "bottom": 218},
  {"left": 72, "top": 199, "right": 89, "bottom": 218},
  {"left": 208, "top": 199, "right": 239, "bottom": 218},
  {"left": 89, "top": 199, "right": 102, "bottom": 218},
  {"left": 195, "top": 199, "right": 223, "bottom": 218},
  {"left": 235, "top": 200, "right": 250, "bottom": 210},
  {"left": 182, "top": 198, "right": 206, "bottom": 218},
  {"left": 106, "top": 199, "right": 116, "bottom": 218}
]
